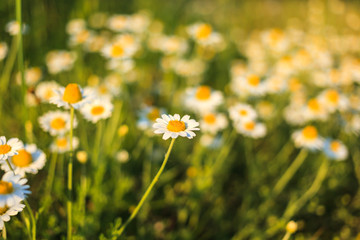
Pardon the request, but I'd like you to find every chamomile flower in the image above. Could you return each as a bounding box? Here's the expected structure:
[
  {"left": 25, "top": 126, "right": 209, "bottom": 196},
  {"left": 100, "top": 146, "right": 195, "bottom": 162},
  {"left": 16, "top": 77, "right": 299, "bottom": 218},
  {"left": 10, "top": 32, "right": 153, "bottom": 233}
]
[
  {"left": 153, "top": 114, "right": 200, "bottom": 140},
  {"left": 80, "top": 98, "right": 114, "bottom": 123},
  {"left": 46, "top": 50, "right": 77, "bottom": 74},
  {"left": 38, "top": 111, "right": 78, "bottom": 136},
  {"left": 184, "top": 86, "right": 223, "bottom": 114},
  {"left": 0, "top": 42, "right": 8, "bottom": 61},
  {"left": 3, "top": 143, "right": 46, "bottom": 176},
  {"left": 200, "top": 113, "right": 228, "bottom": 135},
  {"left": 50, "top": 83, "right": 94, "bottom": 109},
  {"left": 187, "top": 22, "right": 223, "bottom": 48},
  {"left": 318, "top": 89, "right": 349, "bottom": 113},
  {"left": 35, "top": 81, "right": 60, "bottom": 103},
  {"left": 107, "top": 14, "right": 129, "bottom": 32},
  {"left": 5, "top": 21, "right": 28, "bottom": 35},
  {"left": 137, "top": 106, "right": 166, "bottom": 131},
  {"left": 232, "top": 74, "right": 267, "bottom": 97},
  {"left": 302, "top": 98, "right": 329, "bottom": 121},
  {"left": 16, "top": 67, "right": 42, "bottom": 87},
  {"left": 50, "top": 136, "right": 79, "bottom": 153},
  {"left": 323, "top": 139, "right": 348, "bottom": 161},
  {"left": 0, "top": 201, "right": 25, "bottom": 230},
  {"left": 66, "top": 19, "right": 86, "bottom": 35},
  {"left": 0, "top": 172, "right": 30, "bottom": 206},
  {"left": 234, "top": 120, "right": 267, "bottom": 138},
  {"left": 0, "top": 137, "right": 23, "bottom": 161},
  {"left": 292, "top": 125, "right": 324, "bottom": 150},
  {"left": 101, "top": 34, "right": 139, "bottom": 60},
  {"left": 229, "top": 103, "right": 258, "bottom": 123}
]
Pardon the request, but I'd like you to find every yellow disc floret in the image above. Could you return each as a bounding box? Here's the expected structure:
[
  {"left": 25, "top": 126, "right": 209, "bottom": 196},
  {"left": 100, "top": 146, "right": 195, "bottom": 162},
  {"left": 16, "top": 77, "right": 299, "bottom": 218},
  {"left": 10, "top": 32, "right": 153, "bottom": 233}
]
[
  {"left": 167, "top": 120, "right": 186, "bottom": 132},
  {"left": 111, "top": 45, "right": 124, "bottom": 58},
  {"left": 330, "top": 141, "right": 340, "bottom": 152},
  {"left": 12, "top": 149, "right": 32, "bottom": 167},
  {"left": 56, "top": 138, "right": 68, "bottom": 148},
  {"left": 0, "top": 145, "right": 11, "bottom": 155},
  {"left": 91, "top": 106, "right": 105, "bottom": 116},
  {"left": 195, "top": 86, "right": 211, "bottom": 100},
  {"left": 302, "top": 126, "right": 318, "bottom": 140},
  {"left": 50, "top": 117, "right": 66, "bottom": 130},
  {"left": 0, "top": 181, "right": 14, "bottom": 194},
  {"left": 196, "top": 24, "right": 212, "bottom": 39},
  {"left": 244, "top": 121, "right": 255, "bottom": 131},
  {"left": 147, "top": 108, "right": 160, "bottom": 122},
  {"left": 247, "top": 75, "right": 260, "bottom": 86},
  {"left": 62, "top": 83, "right": 82, "bottom": 104},
  {"left": 204, "top": 114, "right": 216, "bottom": 124}
]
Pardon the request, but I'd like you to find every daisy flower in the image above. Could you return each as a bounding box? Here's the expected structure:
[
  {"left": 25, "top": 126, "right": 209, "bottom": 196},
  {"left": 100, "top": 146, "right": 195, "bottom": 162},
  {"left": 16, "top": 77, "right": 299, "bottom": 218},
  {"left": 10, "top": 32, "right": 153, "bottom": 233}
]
[
  {"left": 3, "top": 143, "right": 46, "bottom": 176},
  {"left": 0, "top": 42, "right": 8, "bottom": 61},
  {"left": 302, "top": 98, "right": 329, "bottom": 121},
  {"left": 35, "top": 81, "right": 60, "bottom": 103},
  {"left": 234, "top": 120, "right": 267, "bottom": 139},
  {"left": 0, "top": 172, "right": 30, "bottom": 206},
  {"left": 16, "top": 67, "right": 42, "bottom": 87},
  {"left": 323, "top": 139, "right": 348, "bottom": 161},
  {"left": 0, "top": 201, "right": 25, "bottom": 230},
  {"left": 66, "top": 18, "right": 86, "bottom": 35},
  {"left": 50, "top": 136, "right": 79, "bottom": 153},
  {"left": 318, "top": 89, "right": 349, "bottom": 113},
  {"left": 200, "top": 112, "right": 228, "bottom": 135},
  {"left": 0, "top": 137, "right": 23, "bottom": 161},
  {"left": 107, "top": 14, "right": 129, "bottom": 32},
  {"left": 38, "top": 110, "right": 78, "bottom": 136},
  {"left": 232, "top": 74, "right": 267, "bottom": 97},
  {"left": 153, "top": 114, "right": 200, "bottom": 140},
  {"left": 80, "top": 98, "right": 114, "bottom": 123},
  {"left": 5, "top": 21, "right": 28, "bottom": 35},
  {"left": 137, "top": 106, "right": 166, "bottom": 131},
  {"left": 187, "top": 22, "right": 224, "bottom": 48},
  {"left": 184, "top": 85, "right": 223, "bottom": 114},
  {"left": 292, "top": 125, "right": 324, "bottom": 150},
  {"left": 229, "top": 103, "right": 258, "bottom": 123},
  {"left": 45, "top": 50, "right": 77, "bottom": 74},
  {"left": 50, "top": 83, "right": 94, "bottom": 109}
]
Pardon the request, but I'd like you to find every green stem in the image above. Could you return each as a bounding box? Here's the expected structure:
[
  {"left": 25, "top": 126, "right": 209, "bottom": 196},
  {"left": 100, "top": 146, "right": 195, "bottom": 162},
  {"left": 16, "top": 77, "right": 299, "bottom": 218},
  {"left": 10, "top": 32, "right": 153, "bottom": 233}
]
[
  {"left": 45, "top": 152, "right": 58, "bottom": 197},
  {"left": 281, "top": 232, "right": 291, "bottom": 240},
  {"left": 273, "top": 149, "right": 308, "bottom": 197},
  {"left": 117, "top": 138, "right": 176, "bottom": 236},
  {"left": 283, "top": 156, "right": 329, "bottom": 220},
  {"left": 67, "top": 107, "right": 75, "bottom": 240}
]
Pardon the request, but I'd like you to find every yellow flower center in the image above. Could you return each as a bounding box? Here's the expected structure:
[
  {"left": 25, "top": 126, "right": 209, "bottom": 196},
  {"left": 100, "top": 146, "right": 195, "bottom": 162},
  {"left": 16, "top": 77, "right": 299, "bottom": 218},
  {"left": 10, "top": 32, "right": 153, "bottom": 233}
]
[
  {"left": 147, "top": 108, "right": 160, "bottom": 122},
  {"left": 12, "top": 149, "right": 33, "bottom": 167},
  {"left": 269, "top": 28, "right": 283, "bottom": 44},
  {"left": 289, "top": 78, "right": 301, "bottom": 92},
  {"left": 196, "top": 24, "right": 212, "bottom": 39},
  {"left": 330, "top": 141, "right": 340, "bottom": 152},
  {"left": 326, "top": 90, "right": 339, "bottom": 104},
  {"left": 111, "top": 45, "right": 124, "bottom": 57},
  {"left": 62, "top": 83, "right": 82, "bottom": 104},
  {"left": 204, "top": 114, "right": 216, "bottom": 124},
  {"left": 0, "top": 145, "right": 11, "bottom": 155},
  {"left": 308, "top": 99, "right": 320, "bottom": 112},
  {"left": 167, "top": 120, "right": 186, "bottom": 132},
  {"left": 302, "top": 126, "right": 318, "bottom": 140},
  {"left": 91, "top": 106, "right": 105, "bottom": 116},
  {"left": 0, "top": 205, "right": 9, "bottom": 215},
  {"left": 0, "top": 181, "right": 14, "bottom": 194},
  {"left": 244, "top": 121, "right": 255, "bottom": 131},
  {"left": 247, "top": 75, "right": 260, "bottom": 86},
  {"left": 50, "top": 118, "right": 66, "bottom": 130},
  {"left": 239, "top": 109, "right": 248, "bottom": 116},
  {"left": 195, "top": 86, "right": 211, "bottom": 100},
  {"left": 56, "top": 138, "right": 68, "bottom": 148},
  {"left": 44, "top": 89, "right": 55, "bottom": 100}
]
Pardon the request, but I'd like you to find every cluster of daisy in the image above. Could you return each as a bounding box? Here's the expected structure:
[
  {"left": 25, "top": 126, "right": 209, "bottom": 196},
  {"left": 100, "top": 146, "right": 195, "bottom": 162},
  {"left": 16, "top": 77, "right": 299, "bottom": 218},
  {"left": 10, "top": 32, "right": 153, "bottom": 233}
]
[{"left": 0, "top": 136, "right": 45, "bottom": 229}]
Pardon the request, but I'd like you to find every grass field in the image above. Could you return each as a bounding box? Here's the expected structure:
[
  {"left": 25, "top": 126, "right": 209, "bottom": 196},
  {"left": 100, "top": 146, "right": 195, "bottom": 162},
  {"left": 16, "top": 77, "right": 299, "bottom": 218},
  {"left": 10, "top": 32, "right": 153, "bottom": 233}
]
[{"left": 0, "top": 0, "right": 360, "bottom": 239}]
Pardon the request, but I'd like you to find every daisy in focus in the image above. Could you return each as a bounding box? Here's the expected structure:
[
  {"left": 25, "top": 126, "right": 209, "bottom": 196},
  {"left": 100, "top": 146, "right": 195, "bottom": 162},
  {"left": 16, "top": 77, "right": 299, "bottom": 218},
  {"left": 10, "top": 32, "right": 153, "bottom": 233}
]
[
  {"left": 50, "top": 83, "right": 94, "bottom": 109},
  {"left": 323, "top": 139, "right": 348, "bottom": 161},
  {"left": 153, "top": 114, "right": 200, "bottom": 140},
  {"left": 0, "top": 201, "right": 25, "bottom": 230},
  {"left": 184, "top": 85, "right": 223, "bottom": 114},
  {"left": 0, "top": 137, "right": 23, "bottom": 161},
  {"left": 292, "top": 125, "right": 324, "bottom": 150},
  {"left": 0, "top": 172, "right": 30, "bottom": 206},
  {"left": 80, "top": 98, "right": 113, "bottom": 123},
  {"left": 2, "top": 143, "right": 46, "bottom": 176},
  {"left": 38, "top": 110, "right": 78, "bottom": 136}
]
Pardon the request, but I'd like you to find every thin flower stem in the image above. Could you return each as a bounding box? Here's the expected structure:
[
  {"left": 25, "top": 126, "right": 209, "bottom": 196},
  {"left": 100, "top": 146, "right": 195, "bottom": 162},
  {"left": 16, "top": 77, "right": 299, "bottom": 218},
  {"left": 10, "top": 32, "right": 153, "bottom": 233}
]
[
  {"left": 273, "top": 149, "right": 308, "bottom": 197},
  {"left": 117, "top": 138, "right": 176, "bottom": 236},
  {"left": 2, "top": 224, "right": 6, "bottom": 240},
  {"left": 67, "top": 106, "right": 75, "bottom": 240},
  {"left": 281, "top": 232, "right": 291, "bottom": 240},
  {"left": 45, "top": 152, "right": 58, "bottom": 198},
  {"left": 5, "top": 159, "right": 36, "bottom": 240}
]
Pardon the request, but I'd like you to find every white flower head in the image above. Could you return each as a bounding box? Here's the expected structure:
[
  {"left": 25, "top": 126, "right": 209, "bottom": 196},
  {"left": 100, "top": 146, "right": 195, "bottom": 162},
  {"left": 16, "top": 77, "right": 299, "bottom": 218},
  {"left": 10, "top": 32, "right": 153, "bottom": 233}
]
[
  {"left": 50, "top": 83, "right": 94, "bottom": 109},
  {"left": 323, "top": 139, "right": 348, "bottom": 161},
  {"left": 50, "top": 136, "right": 79, "bottom": 153},
  {"left": 234, "top": 120, "right": 267, "bottom": 139},
  {"left": 80, "top": 98, "right": 113, "bottom": 123},
  {"left": 0, "top": 201, "right": 25, "bottom": 230},
  {"left": 184, "top": 86, "right": 223, "bottom": 114},
  {"left": 3, "top": 144, "right": 46, "bottom": 176},
  {"left": 38, "top": 110, "right": 78, "bottom": 136},
  {"left": 292, "top": 126, "right": 324, "bottom": 150},
  {"left": 0, "top": 172, "right": 30, "bottom": 206},
  {"left": 153, "top": 114, "right": 200, "bottom": 140},
  {"left": 0, "top": 137, "right": 23, "bottom": 162},
  {"left": 35, "top": 81, "right": 61, "bottom": 103},
  {"left": 200, "top": 112, "right": 228, "bottom": 135}
]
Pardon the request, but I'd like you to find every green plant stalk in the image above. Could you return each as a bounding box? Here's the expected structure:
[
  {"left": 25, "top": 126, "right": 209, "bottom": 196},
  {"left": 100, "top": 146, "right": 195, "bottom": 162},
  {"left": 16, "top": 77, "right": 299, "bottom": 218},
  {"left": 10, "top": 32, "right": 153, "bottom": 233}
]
[
  {"left": 45, "top": 152, "right": 58, "bottom": 197},
  {"left": 5, "top": 159, "right": 36, "bottom": 240},
  {"left": 0, "top": 37, "right": 18, "bottom": 92},
  {"left": 273, "top": 149, "right": 308, "bottom": 197},
  {"left": 92, "top": 120, "right": 103, "bottom": 166},
  {"left": 283, "top": 156, "right": 329, "bottom": 220},
  {"left": 67, "top": 107, "right": 75, "bottom": 240},
  {"left": 117, "top": 138, "right": 176, "bottom": 236},
  {"left": 281, "top": 232, "right": 291, "bottom": 240}
]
